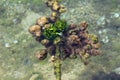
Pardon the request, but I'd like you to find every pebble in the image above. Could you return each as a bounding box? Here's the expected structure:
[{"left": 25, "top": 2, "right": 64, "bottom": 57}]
[
  {"left": 5, "top": 43, "right": 10, "bottom": 48},
  {"left": 110, "top": 12, "right": 120, "bottom": 18},
  {"left": 113, "top": 13, "right": 119, "bottom": 18},
  {"left": 98, "top": 29, "right": 109, "bottom": 43},
  {"left": 13, "top": 40, "right": 18, "bottom": 44},
  {"left": 98, "top": 30, "right": 102, "bottom": 34},
  {"left": 101, "top": 36, "right": 109, "bottom": 43},
  {"left": 97, "top": 16, "right": 106, "bottom": 25},
  {"left": 98, "top": 29, "right": 107, "bottom": 34}
]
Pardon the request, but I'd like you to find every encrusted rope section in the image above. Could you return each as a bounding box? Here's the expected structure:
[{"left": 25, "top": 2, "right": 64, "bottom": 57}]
[
  {"left": 28, "top": 0, "right": 101, "bottom": 80},
  {"left": 53, "top": 57, "right": 61, "bottom": 80}
]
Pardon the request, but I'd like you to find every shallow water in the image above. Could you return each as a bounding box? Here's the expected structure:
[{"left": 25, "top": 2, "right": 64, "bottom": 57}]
[{"left": 0, "top": 0, "right": 120, "bottom": 80}]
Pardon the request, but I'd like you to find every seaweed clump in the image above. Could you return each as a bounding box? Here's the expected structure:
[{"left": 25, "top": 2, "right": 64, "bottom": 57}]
[{"left": 28, "top": 0, "right": 101, "bottom": 80}]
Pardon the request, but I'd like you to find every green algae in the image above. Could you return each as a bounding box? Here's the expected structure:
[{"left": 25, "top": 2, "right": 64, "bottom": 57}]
[{"left": 43, "top": 20, "right": 68, "bottom": 40}]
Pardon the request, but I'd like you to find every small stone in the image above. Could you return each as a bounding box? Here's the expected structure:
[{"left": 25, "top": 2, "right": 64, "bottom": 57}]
[
  {"left": 5, "top": 43, "right": 10, "bottom": 48},
  {"left": 98, "top": 29, "right": 107, "bottom": 34},
  {"left": 102, "top": 29, "right": 107, "bottom": 33},
  {"left": 97, "top": 16, "right": 105, "bottom": 25},
  {"left": 113, "top": 13, "right": 119, "bottom": 18},
  {"left": 98, "top": 30, "right": 102, "bottom": 34},
  {"left": 102, "top": 36, "right": 109, "bottom": 43},
  {"left": 13, "top": 40, "right": 18, "bottom": 44}
]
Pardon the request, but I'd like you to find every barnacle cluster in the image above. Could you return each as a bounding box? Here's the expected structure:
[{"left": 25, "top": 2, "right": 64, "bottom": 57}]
[
  {"left": 29, "top": 0, "right": 101, "bottom": 64},
  {"left": 63, "top": 21, "right": 101, "bottom": 64},
  {"left": 29, "top": 0, "right": 67, "bottom": 62}
]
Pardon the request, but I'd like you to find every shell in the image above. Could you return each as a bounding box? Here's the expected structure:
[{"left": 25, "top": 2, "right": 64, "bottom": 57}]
[
  {"left": 46, "top": 0, "right": 54, "bottom": 7},
  {"left": 59, "top": 5, "right": 66, "bottom": 13},
  {"left": 41, "top": 39, "right": 50, "bottom": 46},
  {"left": 29, "top": 25, "right": 41, "bottom": 33},
  {"left": 43, "top": 24, "right": 51, "bottom": 30},
  {"left": 35, "top": 49, "right": 47, "bottom": 60},
  {"left": 49, "top": 16, "right": 57, "bottom": 23},
  {"left": 68, "top": 35, "right": 79, "bottom": 41},
  {"left": 29, "top": 25, "right": 42, "bottom": 37},
  {"left": 80, "top": 21, "right": 88, "bottom": 30},
  {"left": 51, "top": 12, "right": 57, "bottom": 17},
  {"left": 92, "top": 43, "right": 101, "bottom": 49},
  {"left": 37, "top": 17, "right": 49, "bottom": 26},
  {"left": 49, "top": 56, "right": 56, "bottom": 62},
  {"left": 83, "top": 53, "right": 90, "bottom": 59},
  {"left": 52, "top": 2, "right": 60, "bottom": 11}
]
